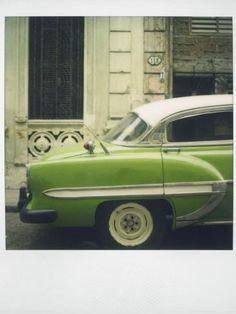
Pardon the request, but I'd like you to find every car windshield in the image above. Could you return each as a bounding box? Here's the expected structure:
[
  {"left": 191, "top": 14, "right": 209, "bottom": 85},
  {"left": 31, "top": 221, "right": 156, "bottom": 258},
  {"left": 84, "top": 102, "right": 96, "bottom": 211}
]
[{"left": 103, "top": 112, "right": 149, "bottom": 144}]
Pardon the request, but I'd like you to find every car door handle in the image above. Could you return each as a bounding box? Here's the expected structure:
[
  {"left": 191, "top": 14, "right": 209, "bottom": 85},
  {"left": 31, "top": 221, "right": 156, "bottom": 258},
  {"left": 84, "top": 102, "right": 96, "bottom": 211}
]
[{"left": 163, "top": 147, "right": 180, "bottom": 153}]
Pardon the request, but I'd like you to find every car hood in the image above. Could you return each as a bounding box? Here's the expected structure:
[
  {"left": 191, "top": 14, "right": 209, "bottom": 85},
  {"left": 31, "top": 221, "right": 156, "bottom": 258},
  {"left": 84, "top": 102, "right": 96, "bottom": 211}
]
[{"left": 40, "top": 140, "right": 137, "bottom": 161}]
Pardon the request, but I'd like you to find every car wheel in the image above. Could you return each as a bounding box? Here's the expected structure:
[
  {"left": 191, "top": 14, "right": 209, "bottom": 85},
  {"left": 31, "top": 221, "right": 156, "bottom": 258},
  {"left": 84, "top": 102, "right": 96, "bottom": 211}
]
[{"left": 96, "top": 201, "right": 167, "bottom": 249}]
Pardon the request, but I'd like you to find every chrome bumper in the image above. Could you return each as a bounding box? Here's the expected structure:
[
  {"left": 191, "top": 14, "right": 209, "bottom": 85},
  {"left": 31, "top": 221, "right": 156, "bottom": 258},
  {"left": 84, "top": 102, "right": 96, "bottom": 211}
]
[{"left": 18, "top": 187, "right": 57, "bottom": 224}]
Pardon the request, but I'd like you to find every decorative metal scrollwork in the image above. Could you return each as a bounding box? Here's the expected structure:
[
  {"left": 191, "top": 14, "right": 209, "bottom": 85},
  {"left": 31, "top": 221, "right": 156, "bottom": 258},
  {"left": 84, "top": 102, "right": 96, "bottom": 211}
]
[{"left": 28, "top": 130, "right": 83, "bottom": 157}]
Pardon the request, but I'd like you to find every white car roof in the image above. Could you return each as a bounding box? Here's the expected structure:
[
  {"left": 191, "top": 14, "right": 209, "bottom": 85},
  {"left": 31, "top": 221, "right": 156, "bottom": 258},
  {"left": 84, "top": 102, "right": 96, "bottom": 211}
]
[{"left": 134, "top": 94, "right": 233, "bottom": 127}]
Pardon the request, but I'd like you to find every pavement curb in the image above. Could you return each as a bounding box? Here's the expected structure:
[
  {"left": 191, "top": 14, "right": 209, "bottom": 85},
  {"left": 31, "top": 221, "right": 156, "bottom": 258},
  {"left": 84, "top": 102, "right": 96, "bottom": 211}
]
[{"left": 5, "top": 206, "right": 19, "bottom": 213}]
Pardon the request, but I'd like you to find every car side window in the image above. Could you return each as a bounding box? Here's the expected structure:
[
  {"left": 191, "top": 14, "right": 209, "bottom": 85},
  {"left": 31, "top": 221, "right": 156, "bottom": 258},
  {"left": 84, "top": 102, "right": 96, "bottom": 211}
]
[{"left": 167, "top": 111, "right": 233, "bottom": 142}]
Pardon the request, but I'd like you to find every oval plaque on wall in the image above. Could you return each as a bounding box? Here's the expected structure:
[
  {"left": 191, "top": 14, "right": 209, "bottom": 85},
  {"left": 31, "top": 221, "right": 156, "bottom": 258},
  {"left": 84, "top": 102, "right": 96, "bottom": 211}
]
[{"left": 147, "top": 55, "right": 163, "bottom": 66}]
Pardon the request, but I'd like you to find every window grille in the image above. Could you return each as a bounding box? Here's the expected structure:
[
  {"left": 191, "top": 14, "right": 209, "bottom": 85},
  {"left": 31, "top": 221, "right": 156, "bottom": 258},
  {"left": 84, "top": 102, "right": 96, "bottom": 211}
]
[
  {"left": 29, "top": 17, "right": 84, "bottom": 119},
  {"left": 191, "top": 17, "right": 232, "bottom": 34}
]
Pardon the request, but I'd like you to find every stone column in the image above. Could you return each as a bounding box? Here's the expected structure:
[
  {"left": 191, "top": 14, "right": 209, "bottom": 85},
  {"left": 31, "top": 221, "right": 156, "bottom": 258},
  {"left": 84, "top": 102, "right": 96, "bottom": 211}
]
[{"left": 5, "top": 17, "right": 29, "bottom": 205}]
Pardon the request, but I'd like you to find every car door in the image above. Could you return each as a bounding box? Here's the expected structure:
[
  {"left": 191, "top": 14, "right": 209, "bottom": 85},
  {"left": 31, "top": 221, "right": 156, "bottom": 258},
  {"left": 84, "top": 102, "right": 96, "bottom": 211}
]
[{"left": 160, "top": 106, "right": 233, "bottom": 227}]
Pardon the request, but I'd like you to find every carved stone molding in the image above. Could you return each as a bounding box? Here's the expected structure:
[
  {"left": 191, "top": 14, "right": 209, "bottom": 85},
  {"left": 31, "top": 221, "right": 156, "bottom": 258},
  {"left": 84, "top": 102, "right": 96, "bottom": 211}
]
[{"left": 28, "top": 124, "right": 83, "bottom": 158}]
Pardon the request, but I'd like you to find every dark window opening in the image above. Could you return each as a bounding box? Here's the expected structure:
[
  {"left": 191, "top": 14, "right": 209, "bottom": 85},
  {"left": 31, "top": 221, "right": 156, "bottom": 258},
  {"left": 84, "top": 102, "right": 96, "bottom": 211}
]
[
  {"left": 173, "top": 75, "right": 215, "bottom": 97},
  {"left": 167, "top": 111, "right": 233, "bottom": 142},
  {"left": 29, "top": 17, "right": 84, "bottom": 119}
]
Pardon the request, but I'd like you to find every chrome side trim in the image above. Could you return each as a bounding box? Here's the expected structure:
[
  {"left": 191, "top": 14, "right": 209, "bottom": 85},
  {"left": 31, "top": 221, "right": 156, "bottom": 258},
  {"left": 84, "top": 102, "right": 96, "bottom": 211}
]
[
  {"left": 43, "top": 180, "right": 231, "bottom": 200},
  {"left": 43, "top": 184, "right": 164, "bottom": 199},
  {"left": 164, "top": 180, "right": 231, "bottom": 196},
  {"left": 195, "top": 220, "right": 233, "bottom": 226},
  {"left": 175, "top": 181, "right": 227, "bottom": 228},
  {"left": 166, "top": 183, "right": 212, "bottom": 195}
]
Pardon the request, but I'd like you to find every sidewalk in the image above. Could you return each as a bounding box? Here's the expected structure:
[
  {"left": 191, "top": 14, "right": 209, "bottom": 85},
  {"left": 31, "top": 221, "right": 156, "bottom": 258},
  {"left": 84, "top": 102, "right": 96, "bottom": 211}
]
[{"left": 5, "top": 189, "right": 19, "bottom": 211}]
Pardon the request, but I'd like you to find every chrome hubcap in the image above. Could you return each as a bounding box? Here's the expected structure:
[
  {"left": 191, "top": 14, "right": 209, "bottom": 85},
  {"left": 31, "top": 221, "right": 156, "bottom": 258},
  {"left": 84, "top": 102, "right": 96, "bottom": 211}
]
[
  {"left": 109, "top": 203, "right": 154, "bottom": 247},
  {"left": 121, "top": 214, "right": 141, "bottom": 233}
]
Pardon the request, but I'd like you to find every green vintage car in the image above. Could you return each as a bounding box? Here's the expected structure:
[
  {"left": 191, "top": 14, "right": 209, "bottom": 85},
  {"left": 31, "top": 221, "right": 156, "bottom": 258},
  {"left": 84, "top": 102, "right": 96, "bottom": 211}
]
[{"left": 18, "top": 94, "right": 233, "bottom": 248}]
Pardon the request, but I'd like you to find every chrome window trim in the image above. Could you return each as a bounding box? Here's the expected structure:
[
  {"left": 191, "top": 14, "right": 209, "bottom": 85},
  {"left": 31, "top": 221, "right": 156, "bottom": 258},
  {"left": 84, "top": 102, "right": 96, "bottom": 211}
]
[
  {"left": 162, "top": 106, "right": 233, "bottom": 145},
  {"left": 147, "top": 105, "right": 232, "bottom": 145},
  {"left": 103, "top": 112, "right": 152, "bottom": 146},
  {"left": 161, "top": 139, "right": 233, "bottom": 148},
  {"left": 106, "top": 104, "right": 233, "bottom": 147},
  {"left": 163, "top": 104, "right": 232, "bottom": 124},
  {"left": 135, "top": 95, "right": 233, "bottom": 128}
]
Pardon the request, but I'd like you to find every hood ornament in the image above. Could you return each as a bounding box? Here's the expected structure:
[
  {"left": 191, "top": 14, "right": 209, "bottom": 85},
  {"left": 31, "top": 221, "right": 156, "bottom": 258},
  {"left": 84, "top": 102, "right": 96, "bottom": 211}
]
[
  {"left": 83, "top": 124, "right": 110, "bottom": 155},
  {"left": 84, "top": 140, "right": 95, "bottom": 154}
]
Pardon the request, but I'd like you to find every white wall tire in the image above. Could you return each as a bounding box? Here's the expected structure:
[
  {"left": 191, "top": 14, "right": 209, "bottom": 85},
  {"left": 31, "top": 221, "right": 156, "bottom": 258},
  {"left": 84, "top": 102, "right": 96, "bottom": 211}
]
[
  {"left": 108, "top": 203, "right": 153, "bottom": 247},
  {"left": 96, "top": 201, "right": 168, "bottom": 249}
]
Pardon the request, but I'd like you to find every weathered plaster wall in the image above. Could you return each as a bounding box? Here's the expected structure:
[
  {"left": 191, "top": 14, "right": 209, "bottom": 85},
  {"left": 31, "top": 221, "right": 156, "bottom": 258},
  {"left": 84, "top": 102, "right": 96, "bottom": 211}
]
[
  {"left": 5, "top": 17, "right": 28, "bottom": 205},
  {"left": 106, "top": 16, "right": 171, "bottom": 130}
]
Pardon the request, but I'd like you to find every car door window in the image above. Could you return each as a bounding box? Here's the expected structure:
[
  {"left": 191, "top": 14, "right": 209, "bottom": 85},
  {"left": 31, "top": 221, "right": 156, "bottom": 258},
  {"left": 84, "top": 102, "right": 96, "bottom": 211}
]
[{"left": 167, "top": 111, "right": 233, "bottom": 142}]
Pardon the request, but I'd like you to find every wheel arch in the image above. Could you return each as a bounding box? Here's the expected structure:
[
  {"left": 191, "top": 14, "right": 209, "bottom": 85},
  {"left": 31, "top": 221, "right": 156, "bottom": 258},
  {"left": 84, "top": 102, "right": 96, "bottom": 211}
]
[{"left": 95, "top": 198, "right": 174, "bottom": 230}]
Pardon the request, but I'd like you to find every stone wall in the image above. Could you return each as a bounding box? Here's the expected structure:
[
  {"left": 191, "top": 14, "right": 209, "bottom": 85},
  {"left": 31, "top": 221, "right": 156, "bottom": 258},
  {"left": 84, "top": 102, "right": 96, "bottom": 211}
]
[{"left": 173, "top": 17, "right": 233, "bottom": 94}]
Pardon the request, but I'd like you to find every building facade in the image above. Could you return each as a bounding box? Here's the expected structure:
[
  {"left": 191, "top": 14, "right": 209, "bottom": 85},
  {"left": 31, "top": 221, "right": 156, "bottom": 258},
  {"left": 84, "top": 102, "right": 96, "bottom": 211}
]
[{"left": 5, "top": 16, "right": 233, "bottom": 206}]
